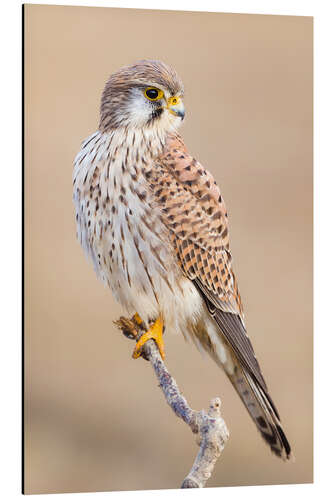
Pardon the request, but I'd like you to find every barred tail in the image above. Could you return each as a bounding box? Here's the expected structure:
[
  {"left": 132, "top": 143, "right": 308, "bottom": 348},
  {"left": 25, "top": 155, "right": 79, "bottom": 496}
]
[{"left": 228, "top": 360, "right": 292, "bottom": 460}]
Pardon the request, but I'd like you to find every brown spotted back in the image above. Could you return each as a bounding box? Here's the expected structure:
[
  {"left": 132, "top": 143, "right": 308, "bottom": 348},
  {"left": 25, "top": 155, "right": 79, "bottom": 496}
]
[{"left": 145, "top": 132, "right": 243, "bottom": 317}]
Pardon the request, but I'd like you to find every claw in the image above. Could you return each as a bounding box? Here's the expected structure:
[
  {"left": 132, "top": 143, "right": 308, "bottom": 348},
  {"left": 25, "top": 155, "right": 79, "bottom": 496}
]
[
  {"left": 132, "top": 317, "right": 165, "bottom": 360},
  {"left": 133, "top": 312, "right": 143, "bottom": 326}
]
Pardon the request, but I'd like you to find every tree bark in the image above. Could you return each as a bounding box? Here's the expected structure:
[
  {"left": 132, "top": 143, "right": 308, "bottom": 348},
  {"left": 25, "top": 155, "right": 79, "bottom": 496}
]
[{"left": 115, "top": 316, "right": 229, "bottom": 488}]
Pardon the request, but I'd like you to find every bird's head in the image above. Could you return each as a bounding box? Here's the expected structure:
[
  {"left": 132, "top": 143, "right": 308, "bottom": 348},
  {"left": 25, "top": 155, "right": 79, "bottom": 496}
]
[{"left": 99, "top": 60, "right": 185, "bottom": 133}]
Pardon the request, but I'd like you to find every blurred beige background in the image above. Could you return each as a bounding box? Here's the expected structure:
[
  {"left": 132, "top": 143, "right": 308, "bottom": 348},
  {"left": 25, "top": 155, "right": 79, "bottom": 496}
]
[{"left": 24, "top": 4, "right": 313, "bottom": 494}]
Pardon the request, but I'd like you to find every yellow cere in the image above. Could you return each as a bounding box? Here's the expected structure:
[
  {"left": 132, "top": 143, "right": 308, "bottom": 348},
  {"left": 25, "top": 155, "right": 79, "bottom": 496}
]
[
  {"left": 144, "top": 87, "right": 164, "bottom": 101},
  {"left": 167, "top": 96, "right": 181, "bottom": 106}
]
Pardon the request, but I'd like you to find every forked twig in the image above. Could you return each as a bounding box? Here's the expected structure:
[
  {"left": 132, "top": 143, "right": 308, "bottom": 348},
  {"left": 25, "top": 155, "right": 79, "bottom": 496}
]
[{"left": 114, "top": 316, "right": 229, "bottom": 488}]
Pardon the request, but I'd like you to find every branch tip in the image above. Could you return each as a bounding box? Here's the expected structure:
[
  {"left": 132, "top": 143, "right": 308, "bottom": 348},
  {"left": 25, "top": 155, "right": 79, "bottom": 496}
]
[{"left": 116, "top": 315, "right": 229, "bottom": 488}]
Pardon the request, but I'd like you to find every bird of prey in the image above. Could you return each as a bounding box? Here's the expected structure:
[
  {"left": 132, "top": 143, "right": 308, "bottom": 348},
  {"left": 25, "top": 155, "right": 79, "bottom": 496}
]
[{"left": 73, "top": 60, "right": 292, "bottom": 460}]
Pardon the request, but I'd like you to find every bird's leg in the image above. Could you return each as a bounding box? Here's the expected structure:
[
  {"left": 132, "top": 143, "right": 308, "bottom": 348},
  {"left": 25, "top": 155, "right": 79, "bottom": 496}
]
[
  {"left": 133, "top": 312, "right": 144, "bottom": 327},
  {"left": 132, "top": 315, "right": 165, "bottom": 360}
]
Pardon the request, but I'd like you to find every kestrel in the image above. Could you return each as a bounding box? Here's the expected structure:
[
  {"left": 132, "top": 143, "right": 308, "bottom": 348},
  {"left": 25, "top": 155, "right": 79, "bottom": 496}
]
[{"left": 73, "top": 60, "right": 292, "bottom": 460}]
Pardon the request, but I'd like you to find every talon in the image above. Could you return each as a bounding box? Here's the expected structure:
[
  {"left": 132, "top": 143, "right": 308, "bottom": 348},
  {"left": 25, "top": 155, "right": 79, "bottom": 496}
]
[
  {"left": 132, "top": 317, "right": 165, "bottom": 360},
  {"left": 133, "top": 312, "right": 143, "bottom": 326}
]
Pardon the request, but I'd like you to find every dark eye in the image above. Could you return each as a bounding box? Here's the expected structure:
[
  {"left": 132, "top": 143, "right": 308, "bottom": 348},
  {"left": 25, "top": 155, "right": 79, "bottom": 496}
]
[
  {"left": 144, "top": 87, "right": 164, "bottom": 101},
  {"left": 146, "top": 88, "right": 158, "bottom": 99}
]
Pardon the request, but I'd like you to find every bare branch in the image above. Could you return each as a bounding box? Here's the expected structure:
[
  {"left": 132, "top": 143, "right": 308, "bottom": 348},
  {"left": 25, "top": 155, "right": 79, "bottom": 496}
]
[{"left": 114, "top": 316, "right": 230, "bottom": 488}]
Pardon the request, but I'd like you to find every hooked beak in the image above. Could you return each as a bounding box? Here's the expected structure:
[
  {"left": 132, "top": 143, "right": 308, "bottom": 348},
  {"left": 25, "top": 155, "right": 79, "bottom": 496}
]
[{"left": 166, "top": 96, "right": 185, "bottom": 120}]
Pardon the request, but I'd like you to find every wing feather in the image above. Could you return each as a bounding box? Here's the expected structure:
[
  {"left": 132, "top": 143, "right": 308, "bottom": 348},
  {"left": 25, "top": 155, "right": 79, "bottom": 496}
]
[
  {"left": 152, "top": 132, "right": 267, "bottom": 388},
  {"left": 149, "top": 132, "right": 291, "bottom": 459}
]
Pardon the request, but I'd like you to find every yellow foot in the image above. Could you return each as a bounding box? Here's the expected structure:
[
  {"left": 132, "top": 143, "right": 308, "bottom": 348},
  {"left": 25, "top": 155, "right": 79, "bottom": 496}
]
[
  {"left": 132, "top": 316, "right": 165, "bottom": 360},
  {"left": 133, "top": 312, "right": 143, "bottom": 326}
]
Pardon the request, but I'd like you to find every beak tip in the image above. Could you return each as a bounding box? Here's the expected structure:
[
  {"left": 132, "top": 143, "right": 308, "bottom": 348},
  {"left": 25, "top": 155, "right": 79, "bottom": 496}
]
[{"left": 167, "top": 96, "right": 185, "bottom": 120}]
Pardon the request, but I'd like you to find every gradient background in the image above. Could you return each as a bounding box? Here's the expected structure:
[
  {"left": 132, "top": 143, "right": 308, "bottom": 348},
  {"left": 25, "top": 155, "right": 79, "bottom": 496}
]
[{"left": 24, "top": 4, "right": 313, "bottom": 494}]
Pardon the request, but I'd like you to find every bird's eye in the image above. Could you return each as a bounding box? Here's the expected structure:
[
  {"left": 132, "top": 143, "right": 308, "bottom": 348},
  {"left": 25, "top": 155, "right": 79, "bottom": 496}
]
[{"left": 144, "top": 87, "right": 164, "bottom": 101}]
